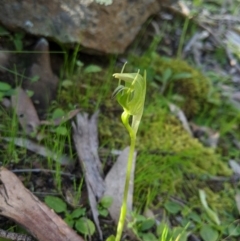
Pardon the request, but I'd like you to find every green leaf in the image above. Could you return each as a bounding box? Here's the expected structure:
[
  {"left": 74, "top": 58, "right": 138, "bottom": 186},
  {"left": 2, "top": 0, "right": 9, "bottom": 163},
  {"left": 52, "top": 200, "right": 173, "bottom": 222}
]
[
  {"left": 71, "top": 208, "right": 86, "bottom": 219},
  {"left": 200, "top": 225, "right": 219, "bottom": 241},
  {"left": 172, "top": 72, "right": 192, "bottom": 80},
  {"left": 154, "top": 74, "right": 162, "bottom": 82},
  {"left": 84, "top": 64, "right": 102, "bottom": 74},
  {"left": 227, "top": 223, "right": 240, "bottom": 237},
  {"left": 139, "top": 218, "right": 155, "bottom": 231},
  {"left": 0, "top": 26, "right": 10, "bottom": 36},
  {"left": 180, "top": 217, "right": 190, "bottom": 227},
  {"left": 0, "top": 82, "right": 11, "bottom": 91},
  {"left": 199, "top": 189, "right": 220, "bottom": 225},
  {"left": 75, "top": 217, "right": 95, "bottom": 236},
  {"left": 44, "top": 196, "right": 67, "bottom": 213},
  {"left": 106, "top": 235, "right": 115, "bottom": 241},
  {"left": 52, "top": 108, "right": 65, "bottom": 119},
  {"left": 64, "top": 217, "right": 74, "bottom": 228},
  {"left": 54, "top": 126, "right": 68, "bottom": 136},
  {"left": 140, "top": 232, "right": 158, "bottom": 241},
  {"left": 25, "top": 90, "right": 34, "bottom": 97},
  {"left": 157, "top": 223, "right": 171, "bottom": 239},
  {"left": 76, "top": 60, "right": 84, "bottom": 67},
  {"left": 13, "top": 38, "right": 23, "bottom": 51},
  {"left": 2, "top": 88, "right": 15, "bottom": 97},
  {"left": 30, "top": 75, "right": 40, "bottom": 83},
  {"left": 99, "top": 196, "right": 113, "bottom": 208},
  {"left": 173, "top": 227, "right": 188, "bottom": 241},
  {"left": 188, "top": 212, "right": 201, "bottom": 223},
  {"left": 162, "top": 68, "right": 172, "bottom": 83},
  {"left": 164, "top": 201, "right": 182, "bottom": 214},
  {"left": 98, "top": 209, "right": 108, "bottom": 217},
  {"left": 0, "top": 92, "right": 4, "bottom": 101},
  {"left": 134, "top": 214, "right": 147, "bottom": 222},
  {"left": 61, "top": 79, "right": 73, "bottom": 88}
]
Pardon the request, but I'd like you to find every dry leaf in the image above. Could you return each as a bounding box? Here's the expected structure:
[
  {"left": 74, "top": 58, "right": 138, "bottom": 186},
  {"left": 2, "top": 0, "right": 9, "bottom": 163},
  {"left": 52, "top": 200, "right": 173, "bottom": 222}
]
[
  {"left": 11, "top": 87, "right": 40, "bottom": 135},
  {"left": 72, "top": 112, "right": 105, "bottom": 239},
  {"left": 169, "top": 103, "right": 192, "bottom": 136},
  {"left": 3, "top": 137, "right": 74, "bottom": 166},
  {"left": 229, "top": 160, "right": 240, "bottom": 175}
]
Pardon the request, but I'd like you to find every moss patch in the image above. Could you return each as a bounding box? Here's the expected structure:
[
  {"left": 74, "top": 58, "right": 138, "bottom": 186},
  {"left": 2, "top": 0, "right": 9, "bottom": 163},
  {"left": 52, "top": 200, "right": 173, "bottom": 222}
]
[
  {"left": 134, "top": 102, "right": 232, "bottom": 212},
  {"left": 130, "top": 53, "right": 218, "bottom": 119}
]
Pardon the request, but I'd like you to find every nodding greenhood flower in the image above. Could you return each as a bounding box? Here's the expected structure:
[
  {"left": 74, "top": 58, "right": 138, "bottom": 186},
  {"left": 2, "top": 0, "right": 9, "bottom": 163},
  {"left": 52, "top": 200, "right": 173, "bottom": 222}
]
[
  {"left": 112, "top": 65, "right": 146, "bottom": 135},
  {"left": 109, "top": 64, "right": 147, "bottom": 241}
]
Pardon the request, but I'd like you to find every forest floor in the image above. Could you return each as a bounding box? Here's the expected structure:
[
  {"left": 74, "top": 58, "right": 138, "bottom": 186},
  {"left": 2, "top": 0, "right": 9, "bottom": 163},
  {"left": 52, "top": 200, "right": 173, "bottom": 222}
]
[{"left": 0, "top": 1, "right": 240, "bottom": 241}]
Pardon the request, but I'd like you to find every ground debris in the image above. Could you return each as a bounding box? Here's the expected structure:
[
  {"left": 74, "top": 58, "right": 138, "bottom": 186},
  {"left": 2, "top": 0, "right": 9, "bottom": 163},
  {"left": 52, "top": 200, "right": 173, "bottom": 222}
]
[
  {"left": 72, "top": 111, "right": 105, "bottom": 240},
  {"left": 0, "top": 167, "right": 84, "bottom": 241},
  {"left": 0, "top": 228, "right": 35, "bottom": 241}
]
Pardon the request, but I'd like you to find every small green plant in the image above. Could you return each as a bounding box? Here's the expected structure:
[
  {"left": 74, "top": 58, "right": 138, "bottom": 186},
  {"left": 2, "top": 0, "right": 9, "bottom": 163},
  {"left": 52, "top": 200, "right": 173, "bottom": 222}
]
[
  {"left": 157, "top": 222, "right": 188, "bottom": 241},
  {"left": 0, "top": 26, "right": 24, "bottom": 51},
  {"left": 97, "top": 196, "right": 113, "bottom": 217},
  {"left": 44, "top": 196, "right": 95, "bottom": 237},
  {"left": 128, "top": 212, "right": 189, "bottom": 241},
  {"left": 127, "top": 212, "right": 157, "bottom": 241},
  {"left": 107, "top": 63, "right": 146, "bottom": 241},
  {"left": 0, "top": 81, "right": 14, "bottom": 101}
]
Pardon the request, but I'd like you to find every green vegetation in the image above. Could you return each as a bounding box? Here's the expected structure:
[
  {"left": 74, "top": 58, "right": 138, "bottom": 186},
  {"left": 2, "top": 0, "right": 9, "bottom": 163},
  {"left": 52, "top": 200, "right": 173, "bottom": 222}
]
[
  {"left": 45, "top": 195, "right": 96, "bottom": 237},
  {"left": 1, "top": 1, "right": 240, "bottom": 240},
  {"left": 0, "top": 45, "right": 238, "bottom": 240},
  {"left": 108, "top": 65, "right": 146, "bottom": 241}
]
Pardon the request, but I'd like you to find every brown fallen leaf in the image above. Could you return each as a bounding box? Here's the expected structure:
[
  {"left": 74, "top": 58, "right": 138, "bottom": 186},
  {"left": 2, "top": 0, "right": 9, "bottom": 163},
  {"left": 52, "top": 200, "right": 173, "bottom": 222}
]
[{"left": 11, "top": 87, "right": 40, "bottom": 135}]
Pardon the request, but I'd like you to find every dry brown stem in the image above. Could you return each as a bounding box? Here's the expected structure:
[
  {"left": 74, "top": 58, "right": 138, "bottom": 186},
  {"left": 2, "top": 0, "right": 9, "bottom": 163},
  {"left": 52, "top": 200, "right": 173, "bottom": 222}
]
[{"left": 0, "top": 167, "right": 84, "bottom": 241}]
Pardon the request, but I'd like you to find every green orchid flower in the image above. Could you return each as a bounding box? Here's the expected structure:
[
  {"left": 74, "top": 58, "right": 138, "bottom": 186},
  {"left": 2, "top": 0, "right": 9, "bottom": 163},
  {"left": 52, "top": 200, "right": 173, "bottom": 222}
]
[{"left": 109, "top": 64, "right": 146, "bottom": 241}]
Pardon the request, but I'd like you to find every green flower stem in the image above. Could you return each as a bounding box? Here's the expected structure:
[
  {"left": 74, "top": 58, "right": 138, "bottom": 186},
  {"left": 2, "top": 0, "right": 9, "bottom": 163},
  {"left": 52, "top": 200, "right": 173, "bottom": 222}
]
[
  {"left": 115, "top": 123, "right": 136, "bottom": 241},
  {"left": 112, "top": 66, "right": 146, "bottom": 241}
]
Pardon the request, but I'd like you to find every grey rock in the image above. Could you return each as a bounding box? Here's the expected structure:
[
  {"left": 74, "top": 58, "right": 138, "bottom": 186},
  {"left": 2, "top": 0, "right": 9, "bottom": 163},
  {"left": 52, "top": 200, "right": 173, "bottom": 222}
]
[{"left": 0, "top": 0, "right": 166, "bottom": 54}]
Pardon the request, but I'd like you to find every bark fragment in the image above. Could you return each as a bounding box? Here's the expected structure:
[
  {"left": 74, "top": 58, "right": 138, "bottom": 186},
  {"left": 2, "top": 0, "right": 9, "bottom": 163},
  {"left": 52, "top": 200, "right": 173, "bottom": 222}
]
[{"left": 0, "top": 167, "right": 84, "bottom": 241}]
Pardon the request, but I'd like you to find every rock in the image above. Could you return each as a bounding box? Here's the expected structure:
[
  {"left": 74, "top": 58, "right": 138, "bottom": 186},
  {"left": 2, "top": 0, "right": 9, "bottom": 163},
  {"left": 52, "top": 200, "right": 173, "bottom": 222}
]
[{"left": 0, "top": 0, "right": 166, "bottom": 54}]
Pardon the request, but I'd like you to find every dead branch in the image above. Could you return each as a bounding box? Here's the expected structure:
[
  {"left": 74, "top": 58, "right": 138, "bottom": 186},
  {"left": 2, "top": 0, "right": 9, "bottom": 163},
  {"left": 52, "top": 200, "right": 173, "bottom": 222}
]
[{"left": 0, "top": 167, "right": 84, "bottom": 241}]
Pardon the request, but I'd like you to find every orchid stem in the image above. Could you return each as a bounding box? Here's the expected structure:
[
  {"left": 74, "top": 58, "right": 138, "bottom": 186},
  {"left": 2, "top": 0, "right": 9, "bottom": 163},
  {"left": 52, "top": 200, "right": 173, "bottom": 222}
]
[
  {"left": 115, "top": 128, "right": 136, "bottom": 241},
  {"left": 111, "top": 66, "right": 146, "bottom": 241}
]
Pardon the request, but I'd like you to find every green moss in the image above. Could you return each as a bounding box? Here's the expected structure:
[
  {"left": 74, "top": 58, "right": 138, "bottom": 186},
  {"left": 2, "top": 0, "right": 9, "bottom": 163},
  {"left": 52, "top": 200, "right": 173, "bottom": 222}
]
[
  {"left": 134, "top": 102, "right": 232, "bottom": 210},
  {"left": 130, "top": 53, "right": 218, "bottom": 118}
]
